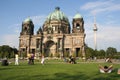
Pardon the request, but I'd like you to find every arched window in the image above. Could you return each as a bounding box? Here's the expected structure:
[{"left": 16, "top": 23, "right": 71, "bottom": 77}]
[{"left": 76, "top": 23, "right": 80, "bottom": 29}]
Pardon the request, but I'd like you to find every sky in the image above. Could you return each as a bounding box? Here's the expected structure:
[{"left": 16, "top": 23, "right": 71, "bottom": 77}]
[{"left": 0, "top": 0, "right": 120, "bottom": 51}]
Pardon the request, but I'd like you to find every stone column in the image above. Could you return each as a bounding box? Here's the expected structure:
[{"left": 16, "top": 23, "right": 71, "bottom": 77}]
[
  {"left": 60, "top": 38, "right": 63, "bottom": 57},
  {"left": 82, "top": 46, "right": 86, "bottom": 60},
  {"left": 56, "top": 42, "right": 57, "bottom": 53},
  {"left": 42, "top": 43, "right": 44, "bottom": 54}
]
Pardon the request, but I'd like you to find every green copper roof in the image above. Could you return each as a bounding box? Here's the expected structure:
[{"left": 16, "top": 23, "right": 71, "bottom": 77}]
[
  {"left": 23, "top": 18, "right": 32, "bottom": 23},
  {"left": 73, "top": 13, "right": 83, "bottom": 19},
  {"left": 46, "top": 7, "right": 69, "bottom": 22}
]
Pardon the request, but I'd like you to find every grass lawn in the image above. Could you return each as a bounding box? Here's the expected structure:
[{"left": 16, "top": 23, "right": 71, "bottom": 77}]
[{"left": 0, "top": 59, "right": 120, "bottom": 80}]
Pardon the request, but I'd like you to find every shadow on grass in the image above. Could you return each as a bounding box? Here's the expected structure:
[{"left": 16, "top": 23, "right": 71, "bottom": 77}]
[
  {"left": 92, "top": 68, "right": 120, "bottom": 80},
  {"left": 2, "top": 71, "right": 120, "bottom": 80},
  {"left": 4, "top": 72, "right": 89, "bottom": 80},
  {"left": 53, "top": 72, "right": 89, "bottom": 80},
  {"left": 54, "top": 68, "right": 120, "bottom": 80},
  {"left": 0, "top": 67, "right": 12, "bottom": 71},
  {"left": 4, "top": 74, "right": 49, "bottom": 80},
  {"left": 1, "top": 65, "right": 120, "bottom": 80}
]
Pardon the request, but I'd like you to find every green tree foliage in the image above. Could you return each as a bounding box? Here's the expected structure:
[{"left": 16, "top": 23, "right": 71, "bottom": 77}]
[
  {"left": 85, "top": 47, "right": 94, "bottom": 59},
  {"left": 85, "top": 46, "right": 118, "bottom": 59},
  {"left": 64, "top": 52, "right": 69, "bottom": 57},
  {"left": 78, "top": 51, "right": 82, "bottom": 57},
  {"left": 0, "top": 45, "right": 18, "bottom": 58},
  {"left": 106, "top": 47, "right": 117, "bottom": 58},
  {"left": 97, "top": 49, "right": 106, "bottom": 59}
]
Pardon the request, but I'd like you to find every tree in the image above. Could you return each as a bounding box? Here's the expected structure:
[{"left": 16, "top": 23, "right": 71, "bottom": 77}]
[
  {"left": 98, "top": 49, "right": 106, "bottom": 59},
  {"left": 0, "top": 45, "right": 18, "bottom": 58},
  {"left": 85, "top": 46, "right": 94, "bottom": 59},
  {"left": 106, "top": 47, "right": 117, "bottom": 58}
]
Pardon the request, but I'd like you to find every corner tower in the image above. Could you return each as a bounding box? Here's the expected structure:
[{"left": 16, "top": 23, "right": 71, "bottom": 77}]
[
  {"left": 71, "top": 13, "right": 86, "bottom": 58},
  {"left": 72, "top": 13, "right": 84, "bottom": 33},
  {"left": 19, "top": 18, "right": 34, "bottom": 58},
  {"left": 20, "top": 18, "right": 34, "bottom": 35}
]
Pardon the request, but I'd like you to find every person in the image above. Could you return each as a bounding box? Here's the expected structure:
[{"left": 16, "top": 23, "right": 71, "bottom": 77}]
[
  {"left": 99, "top": 65, "right": 113, "bottom": 73},
  {"left": 41, "top": 55, "right": 45, "bottom": 65},
  {"left": 28, "top": 53, "right": 31, "bottom": 65},
  {"left": 63, "top": 57, "right": 68, "bottom": 63},
  {"left": 31, "top": 53, "right": 35, "bottom": 65},
  {"left": 117, "top": 69, "right": 120, "bottom": 74},
  {"left": 68, "top": 55, "right": 76, "bottom": 64},
  {"left": 105, "top": 58, "right": 112, "bottom": 63},
  {"left": 68, "top": 55, "right": 72, "bottom": 63},
  {"left": 15, "top": 53, "right": 19, "bottom": 65},
  {"left": 1, "top": 56, "right": 9, "bottom": 66}
]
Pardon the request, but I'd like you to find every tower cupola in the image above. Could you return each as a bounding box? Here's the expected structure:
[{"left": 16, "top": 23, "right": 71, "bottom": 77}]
[
  {"left": 72, "top": 13, "right": 84, "bottom": 33},
  {"left": 20, "top": 18, "right": 34, "bottom": 35}
]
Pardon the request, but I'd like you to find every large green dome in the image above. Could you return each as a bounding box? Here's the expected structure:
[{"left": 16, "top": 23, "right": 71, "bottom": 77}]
[{"left": 46, "top": 7, "right": 69, "bottom": 22}]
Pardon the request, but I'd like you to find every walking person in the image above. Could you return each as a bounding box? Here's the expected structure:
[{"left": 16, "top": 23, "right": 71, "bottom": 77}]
[
  {"left": 41, "top": 55, "right": 45, "bottom": 65},
  {"left": 15, "top": 53, "right": 19, "bottom": 65}
]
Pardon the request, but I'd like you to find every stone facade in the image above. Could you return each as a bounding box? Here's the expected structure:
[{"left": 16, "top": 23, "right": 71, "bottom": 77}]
[{"left": 19, "top": 7, "right": 86, "bottom": 58}]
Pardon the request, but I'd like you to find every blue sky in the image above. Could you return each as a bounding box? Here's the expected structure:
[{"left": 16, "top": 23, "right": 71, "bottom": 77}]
[{"left": 0, "top": 0, "right": 120, "bottom": 51}]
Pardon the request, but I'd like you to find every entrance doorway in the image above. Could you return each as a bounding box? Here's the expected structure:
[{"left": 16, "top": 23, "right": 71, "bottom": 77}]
[
  {"left": 31, "top": 49, "right": 35, "bottom": 54},
  {"left": 65, "top": 48, "right": 70, "bottom": 57},
  {"left": 76, "top": 48, "right": 80, "bottom": 57},
  {"left": 44, "top": 40, "right": 55, "bottom": 57}
]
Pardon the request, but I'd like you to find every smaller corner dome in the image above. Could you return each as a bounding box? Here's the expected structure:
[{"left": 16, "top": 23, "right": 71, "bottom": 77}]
[
  {"left": 73, "top": 13, "right": 83, "bottom": 19},
  {"left": 23, "top": 18, "right": 32, "bottom": 23}
]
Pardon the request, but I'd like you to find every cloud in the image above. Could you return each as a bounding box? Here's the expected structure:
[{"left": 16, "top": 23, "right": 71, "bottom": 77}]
[
  {"left": 29, "top": 15, "right": 47, "bottom": 33},
  {"left": 97, "top": 25, "right": 120, "bottom": 41},
  {"left": 0, "top": 34, "right": 19, "bottom": 48},
  {"left": 81, "top": 0, "right": 120, "bottom": 15},
  {"left": 29, "top": 15, "right": 46, "bottom": 26},
  {"left": 9, "top": 15, "right": 47, "bottom": 34},
  {"left": 9, "top": 24, "right": 21, "bottom": 33},
  {"left": 80, "top": 0, "right": 120, "bottom": 51},
  {"left": 0, "top": 15, "right": 47, "bottom": 48},
  {"left": 98, "top": 25, "right": 120, "bottom": 51},
  {"left": 81, "top": 1, "right": 110, "bottom": 10},
  {"left": 85, "top": 23, "right": 120, "bottom": 51}
]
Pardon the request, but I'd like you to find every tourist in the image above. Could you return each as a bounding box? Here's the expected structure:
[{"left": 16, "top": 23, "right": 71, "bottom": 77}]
[
  {"left": 117, "top": 69, "right": 120, "bottom": 74},
  {"left": 99, "top": 65, "right": 113, "bottom": 73},
  {"left": 31, "top": 53, "right": 35, "bottom": 65},
  {"left": 41, "top": 55, "right": 45, "bottom": 65},
  {"left": 68, "top": 55, "right": 72, "bottom": 63},
  {"left": 105, "top": 58, "right": 112, "bottom": 63},
  {"left": 15, "top": 53, "right": 19, "bottom": 65},
  {"left": 1, "top": 56, "right": 9, "bottom": 66},
  {"left": 28, "top": 53, "right": 31, "bottom": 64}
]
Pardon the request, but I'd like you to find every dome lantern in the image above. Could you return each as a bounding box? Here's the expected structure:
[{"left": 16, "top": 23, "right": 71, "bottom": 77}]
[{"left": 55, "top": 7, "right": 60, "bottom": 11}]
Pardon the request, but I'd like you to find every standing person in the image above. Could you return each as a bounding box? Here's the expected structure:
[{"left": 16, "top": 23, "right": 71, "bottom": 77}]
[
  {"left": 2, "top": 56, "right": 9, "bottom": 66},
  {"left": 15, "top": 53, "right": 19, "bottom": 65},
  {"left": 31, "top": 53, "right": 35, "bottom": 65},
  {"left": 28, "top": 53, "right": 31, "bottom": 65},
  {"left": 41, "top": 55, "right": 45, "bottom": 65}
]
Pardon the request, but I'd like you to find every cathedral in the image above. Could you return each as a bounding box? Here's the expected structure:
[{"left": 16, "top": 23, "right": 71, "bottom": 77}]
[{"left": 19, "top": 7, "right": 86, "bottom": 58}]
